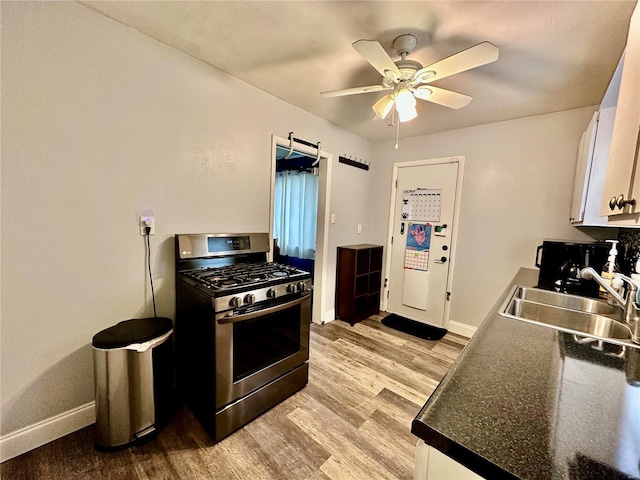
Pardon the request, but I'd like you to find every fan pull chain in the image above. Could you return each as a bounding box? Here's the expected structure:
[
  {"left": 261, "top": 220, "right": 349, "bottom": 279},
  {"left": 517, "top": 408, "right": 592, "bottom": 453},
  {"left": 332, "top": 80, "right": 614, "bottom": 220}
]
[{"left": 395, "top": 116, "right": 400, "bottom": 149}]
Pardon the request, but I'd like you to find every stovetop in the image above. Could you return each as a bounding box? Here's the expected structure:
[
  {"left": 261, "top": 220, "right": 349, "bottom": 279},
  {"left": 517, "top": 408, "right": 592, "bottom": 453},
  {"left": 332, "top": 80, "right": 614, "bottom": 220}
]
[{"left": 182, "top": 261, "right": 310, "bottom": 293}]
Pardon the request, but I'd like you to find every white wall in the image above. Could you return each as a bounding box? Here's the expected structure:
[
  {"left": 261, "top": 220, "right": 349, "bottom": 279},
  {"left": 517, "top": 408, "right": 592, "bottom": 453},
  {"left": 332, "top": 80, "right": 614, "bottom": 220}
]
[
  {"left": 370, "top": 107, "right": 607, "bottom": 330},
  {"left": 0, "top": 1, "right": 372, "bottom": 453}
]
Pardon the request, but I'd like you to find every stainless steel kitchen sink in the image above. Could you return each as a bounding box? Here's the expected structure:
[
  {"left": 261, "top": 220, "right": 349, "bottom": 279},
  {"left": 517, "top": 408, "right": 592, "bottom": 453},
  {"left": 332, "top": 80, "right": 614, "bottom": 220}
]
[
  {"left": 511, "top": 286, "right": 617, "bottom": 316},
  {"left": 499, "top": 285, "right": 638, "bottom": 348}
]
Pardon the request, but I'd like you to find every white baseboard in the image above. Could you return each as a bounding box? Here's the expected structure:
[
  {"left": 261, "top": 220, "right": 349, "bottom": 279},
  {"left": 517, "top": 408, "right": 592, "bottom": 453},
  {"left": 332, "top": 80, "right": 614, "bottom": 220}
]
[
  {"left": 0, "top": 402, "right": 95, "bottom": 463},
  {"left": 447, "top": 320, "right": 477, "bottom": 339}
]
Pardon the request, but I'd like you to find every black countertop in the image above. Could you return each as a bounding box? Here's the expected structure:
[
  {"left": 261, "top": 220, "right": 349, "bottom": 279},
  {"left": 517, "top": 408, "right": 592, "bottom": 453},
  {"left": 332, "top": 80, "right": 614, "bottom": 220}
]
[{"left": 412, "top": 268, "right": 640, "bottom": 480}]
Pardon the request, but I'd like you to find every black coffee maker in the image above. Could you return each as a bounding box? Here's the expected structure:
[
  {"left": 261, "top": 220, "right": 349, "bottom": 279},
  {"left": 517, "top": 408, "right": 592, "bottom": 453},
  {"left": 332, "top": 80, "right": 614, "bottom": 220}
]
[{"left": 535, "top": 240, "right": 610, "bottom": 298}]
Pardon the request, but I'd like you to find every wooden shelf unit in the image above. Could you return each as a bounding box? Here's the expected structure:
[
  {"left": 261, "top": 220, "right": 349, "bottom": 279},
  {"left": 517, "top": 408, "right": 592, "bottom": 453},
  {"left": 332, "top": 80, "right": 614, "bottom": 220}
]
[{"left": 336, "top": 244, "right": 383, "bottom": 325}]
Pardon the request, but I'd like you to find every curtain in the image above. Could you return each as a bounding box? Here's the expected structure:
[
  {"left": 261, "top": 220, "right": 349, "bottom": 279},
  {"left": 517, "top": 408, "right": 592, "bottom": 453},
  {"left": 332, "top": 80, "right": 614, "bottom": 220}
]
[{"left": 273, "top": 171, "right": 318, "bottom": 260}]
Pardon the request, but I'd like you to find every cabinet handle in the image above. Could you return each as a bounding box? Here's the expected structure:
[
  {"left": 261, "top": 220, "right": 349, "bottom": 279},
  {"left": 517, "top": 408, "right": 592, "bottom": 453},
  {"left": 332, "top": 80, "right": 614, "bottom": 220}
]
[
  {"left": 609, "top": 196, "right": 618, "bottom": 211},
  {"left": 615, "top": 194, "right": 636, "bottom": 210}
]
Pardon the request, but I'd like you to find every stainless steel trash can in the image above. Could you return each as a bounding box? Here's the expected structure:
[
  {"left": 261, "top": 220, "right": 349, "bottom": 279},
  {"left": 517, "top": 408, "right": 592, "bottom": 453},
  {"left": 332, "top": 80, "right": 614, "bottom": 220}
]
[{"left": 92, "top": 317, "right": 174, "bottom": 450}]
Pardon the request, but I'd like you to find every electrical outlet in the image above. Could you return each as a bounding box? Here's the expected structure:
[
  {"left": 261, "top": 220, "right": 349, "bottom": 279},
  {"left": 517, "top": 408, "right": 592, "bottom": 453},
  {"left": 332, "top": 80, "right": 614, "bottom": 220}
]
[
  {"left": 139, "top": 216, "right": 155, "bottom": 235},
  {"left": 357, "top": 224, "right": 362, "bottom": 234}
]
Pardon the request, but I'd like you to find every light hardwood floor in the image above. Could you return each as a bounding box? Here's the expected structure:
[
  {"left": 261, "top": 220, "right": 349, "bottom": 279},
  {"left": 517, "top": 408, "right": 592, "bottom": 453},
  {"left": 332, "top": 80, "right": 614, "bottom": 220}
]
[{"left": 0, "top": 314, "right": 468, "bottom": 480}]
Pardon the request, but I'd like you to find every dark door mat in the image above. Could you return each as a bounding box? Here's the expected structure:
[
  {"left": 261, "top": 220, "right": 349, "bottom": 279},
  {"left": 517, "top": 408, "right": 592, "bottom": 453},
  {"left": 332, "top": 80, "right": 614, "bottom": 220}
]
[{"left": 381, "top": 314, "right": 447, "bottom": 341}]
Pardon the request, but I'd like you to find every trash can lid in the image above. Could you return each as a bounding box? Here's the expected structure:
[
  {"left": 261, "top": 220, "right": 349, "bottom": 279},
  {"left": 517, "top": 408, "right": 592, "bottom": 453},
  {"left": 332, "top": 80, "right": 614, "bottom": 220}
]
[{"left": 92, "top": 317, "right": 173, "bottom": 349}]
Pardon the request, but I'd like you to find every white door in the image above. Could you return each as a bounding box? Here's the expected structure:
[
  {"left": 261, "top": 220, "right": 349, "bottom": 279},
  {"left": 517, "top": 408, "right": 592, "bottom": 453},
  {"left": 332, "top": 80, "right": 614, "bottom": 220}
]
[{"left": 387, "top": 161, "right": 460, "bottom": 327}]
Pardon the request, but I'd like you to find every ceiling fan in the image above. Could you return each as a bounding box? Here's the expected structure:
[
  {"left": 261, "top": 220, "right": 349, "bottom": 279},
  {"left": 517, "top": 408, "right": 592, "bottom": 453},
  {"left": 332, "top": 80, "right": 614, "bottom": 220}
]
[{"left": 320, "top": 34, "right": 499, "bottom": 123}]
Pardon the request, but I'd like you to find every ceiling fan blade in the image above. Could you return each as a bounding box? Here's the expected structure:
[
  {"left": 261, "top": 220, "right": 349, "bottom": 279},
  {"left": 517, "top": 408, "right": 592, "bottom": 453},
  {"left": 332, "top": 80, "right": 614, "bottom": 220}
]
[
  {"left": 320, "top": 85, "right": 390, "bottom": 98},
  {"left": 415, "top": 42, "right": 499, "bottom": 84},
  {"left": 414, "top": 86, "right": 472, "bottom": 109},
  {"left": 352, "top": 40, "right": 401, "bottom": 80}
]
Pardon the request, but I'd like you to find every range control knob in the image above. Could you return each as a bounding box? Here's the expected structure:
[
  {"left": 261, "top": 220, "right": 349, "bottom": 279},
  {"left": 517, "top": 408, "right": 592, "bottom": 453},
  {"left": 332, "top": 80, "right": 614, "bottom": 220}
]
[
  {"left": 229, "top": 296, "right": 243, "bottom": 308},
  {"left": 244, "top": 293, "right": 256, "bottom": 305},
  {"left": 298, "top": 282, "right": 307, "bottom": 292},
  {"left": 287, "top": 283, "right": 298, "bottom": 293},
  {"left": 267, "top": 288, "right": 278, "bottom": 298}
]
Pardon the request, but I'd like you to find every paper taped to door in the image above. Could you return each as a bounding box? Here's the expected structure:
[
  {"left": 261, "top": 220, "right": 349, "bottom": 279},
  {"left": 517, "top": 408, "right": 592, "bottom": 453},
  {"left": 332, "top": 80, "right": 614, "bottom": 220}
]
[
  {"left": 401, "top": 189, "right": 441, "bottom": 222},
  {"left": 404, "top": 223, "right": 431, "bottom": 272}
]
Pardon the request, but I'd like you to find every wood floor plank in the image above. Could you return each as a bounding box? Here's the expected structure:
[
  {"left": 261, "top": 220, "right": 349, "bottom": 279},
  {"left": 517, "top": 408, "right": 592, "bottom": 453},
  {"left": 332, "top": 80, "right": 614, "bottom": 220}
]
[
  {"left": 332, "top": 338, "right": 440, "bottom": 397},
  {"left": 312, "top": 321, "right": 418, "bottom": 366},
  {"left": 244, "top": 402, "right": 331, "bottom": 479},
  {"left": 288, "top": 402, "right": 402, "bottom": 480},
  {"left": 441, "top": 332, "right": 470, "bottom": 347},
  {"left": 432, "top": 341, "right": 465, "bottom": 361},
  {"left": 408, "top": 352, "right": 458, "bottom": 382},
  {"left": 325, "top": 319, "right": 407, "bottom": 347},
  {"left": 356, "top": 388, "right": 423, "bottom": 427},
  {"left": 359, "top": 318, "right": 438, "bottom": 350},
  {"left": 0, "top": 314, "right": 469, "bottom": 480},
  {"left": 356, "top": 410, "right": 416, "bottom": 478},
  {"left": 311, "top": 337, "right": 428, "bottom": 405}
]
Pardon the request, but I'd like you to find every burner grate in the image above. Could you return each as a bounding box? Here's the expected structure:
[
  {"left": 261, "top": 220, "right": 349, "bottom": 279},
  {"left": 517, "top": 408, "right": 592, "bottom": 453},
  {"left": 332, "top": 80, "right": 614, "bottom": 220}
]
[{"left": 185, "top": 261, "right": 307, "bottom": 291}]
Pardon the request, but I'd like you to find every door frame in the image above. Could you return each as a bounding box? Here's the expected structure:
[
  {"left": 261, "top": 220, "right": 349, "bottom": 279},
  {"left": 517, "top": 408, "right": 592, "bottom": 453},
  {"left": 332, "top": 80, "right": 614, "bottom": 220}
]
[
  {"left": 269, "top": 135, "right": 333, "bottom": 325},
  {"left": 382, "top": 156, "right": 465, "bottom": 329}
]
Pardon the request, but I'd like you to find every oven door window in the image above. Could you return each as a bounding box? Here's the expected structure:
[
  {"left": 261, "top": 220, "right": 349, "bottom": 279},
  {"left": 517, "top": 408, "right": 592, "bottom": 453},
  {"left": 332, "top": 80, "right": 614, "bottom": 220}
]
[{"left": 232, "top": 303, "right": 302, "bottom": 382}]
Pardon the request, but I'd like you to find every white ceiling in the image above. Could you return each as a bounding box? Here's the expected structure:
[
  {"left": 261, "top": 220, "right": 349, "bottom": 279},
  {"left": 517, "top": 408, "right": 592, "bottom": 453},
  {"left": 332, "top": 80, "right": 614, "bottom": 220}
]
[{"left": 81, "top": 1, "right": 637, "bottom": 142}]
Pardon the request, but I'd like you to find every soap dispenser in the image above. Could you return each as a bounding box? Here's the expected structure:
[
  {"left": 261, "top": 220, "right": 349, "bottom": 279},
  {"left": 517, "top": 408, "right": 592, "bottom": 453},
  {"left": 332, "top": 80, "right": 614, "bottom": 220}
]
[{"left": 599, "top": 240, "right": 620, "bottom": 300}]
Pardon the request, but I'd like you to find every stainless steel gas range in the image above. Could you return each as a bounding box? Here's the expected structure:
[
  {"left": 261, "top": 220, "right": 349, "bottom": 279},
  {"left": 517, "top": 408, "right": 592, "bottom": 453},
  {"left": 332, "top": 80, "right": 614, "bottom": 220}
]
[{"left": 174, "top": 232, "right": 311, "bottom": 442}]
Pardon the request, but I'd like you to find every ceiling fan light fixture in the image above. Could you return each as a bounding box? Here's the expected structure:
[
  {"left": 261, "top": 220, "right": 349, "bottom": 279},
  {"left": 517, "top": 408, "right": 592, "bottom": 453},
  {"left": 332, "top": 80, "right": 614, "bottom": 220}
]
[
  {"left": 372, "top": 94, "right": 395, "bottom": 119},
  {"left": 398, "top": 107, "right": 417, "bottom": 123},
  {"left": 395, "top": 88, "right": 417, "bottom": 122}
]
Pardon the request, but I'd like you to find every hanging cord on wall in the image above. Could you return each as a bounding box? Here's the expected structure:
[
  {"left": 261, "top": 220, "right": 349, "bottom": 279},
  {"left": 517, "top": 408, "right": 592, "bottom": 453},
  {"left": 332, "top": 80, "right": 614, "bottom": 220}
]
[{"left": 145, "top": 226, "right": 157, "bottom": 317}]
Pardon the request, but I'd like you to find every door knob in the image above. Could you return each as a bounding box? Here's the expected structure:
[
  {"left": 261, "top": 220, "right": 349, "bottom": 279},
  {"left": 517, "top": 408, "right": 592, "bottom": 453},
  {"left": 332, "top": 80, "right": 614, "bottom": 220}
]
[{"left": 434, "top": 256, "right": 447, "bottom": 264}]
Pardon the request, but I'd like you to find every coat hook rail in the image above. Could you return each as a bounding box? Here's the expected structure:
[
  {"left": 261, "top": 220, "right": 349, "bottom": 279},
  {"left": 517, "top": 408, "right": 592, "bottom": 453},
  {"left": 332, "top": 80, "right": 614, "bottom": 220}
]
[{"left": 339, "top": 155, "right": 369, "bottom": 171}]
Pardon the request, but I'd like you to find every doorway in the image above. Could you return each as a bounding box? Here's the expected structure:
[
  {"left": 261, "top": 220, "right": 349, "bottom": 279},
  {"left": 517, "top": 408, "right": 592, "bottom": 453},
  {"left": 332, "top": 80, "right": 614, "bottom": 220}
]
[
  {"left": 269, "top": 135, "right": 332, "bottom": 325},
  {"left": 383, "top": 157, "right": 464, "bottom": 328}
]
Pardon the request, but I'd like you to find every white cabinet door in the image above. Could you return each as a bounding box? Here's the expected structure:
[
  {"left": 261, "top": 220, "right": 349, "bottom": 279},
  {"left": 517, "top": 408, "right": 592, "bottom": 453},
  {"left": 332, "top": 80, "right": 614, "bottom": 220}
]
[
  {"left": 415, "top": 440, "right": 485, "bottom": 480},
  {"left": 601, "top": 3, "right": 640, "bottom": 221},
  {"left": 570, "top": 111, "right": 598, "bottom": 223},
  {"left": 571, "top": 107, "right": 617, "bottom": 227}
]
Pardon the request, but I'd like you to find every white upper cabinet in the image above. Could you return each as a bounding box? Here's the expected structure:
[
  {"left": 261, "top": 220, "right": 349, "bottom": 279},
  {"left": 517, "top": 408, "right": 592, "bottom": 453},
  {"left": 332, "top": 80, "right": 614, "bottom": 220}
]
[
  {"left": 570, "top": 111, "right": 599, "bottom": 224},
  {"left": 601, "top": 2, "right": 640, "bottom": 225},
  {"left": 571, "top": 108, "right": 617, "bottom": 226}
]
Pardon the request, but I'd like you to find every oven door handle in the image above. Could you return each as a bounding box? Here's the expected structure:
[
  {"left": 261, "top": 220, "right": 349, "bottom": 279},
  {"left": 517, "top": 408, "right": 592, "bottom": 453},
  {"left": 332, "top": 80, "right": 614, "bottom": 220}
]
[{"left": 217, "top": 292, "right": 311, "bottom": 325}]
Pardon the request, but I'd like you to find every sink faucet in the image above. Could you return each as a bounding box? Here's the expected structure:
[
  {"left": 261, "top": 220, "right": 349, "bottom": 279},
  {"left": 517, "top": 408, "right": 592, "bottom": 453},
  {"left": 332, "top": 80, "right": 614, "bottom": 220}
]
[{"left": 580, "top": 267, "right": 640, "bottom": 344}]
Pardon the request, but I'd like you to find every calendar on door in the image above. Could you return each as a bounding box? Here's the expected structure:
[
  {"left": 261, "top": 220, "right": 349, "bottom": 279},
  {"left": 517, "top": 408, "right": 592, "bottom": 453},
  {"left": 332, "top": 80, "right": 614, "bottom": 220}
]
[
  {"left": 404, "top": 223, "right": 431, "bottom": 272},
  {"left": 401, "top": 189, "right": 442, "bottom": 222}
]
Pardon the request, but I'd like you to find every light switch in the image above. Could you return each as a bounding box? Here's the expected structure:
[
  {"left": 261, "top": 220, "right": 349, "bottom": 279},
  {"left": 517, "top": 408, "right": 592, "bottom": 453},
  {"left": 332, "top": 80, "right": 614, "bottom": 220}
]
[{"left": 331, "top": 213, "right": 336, "bottom": 224}]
